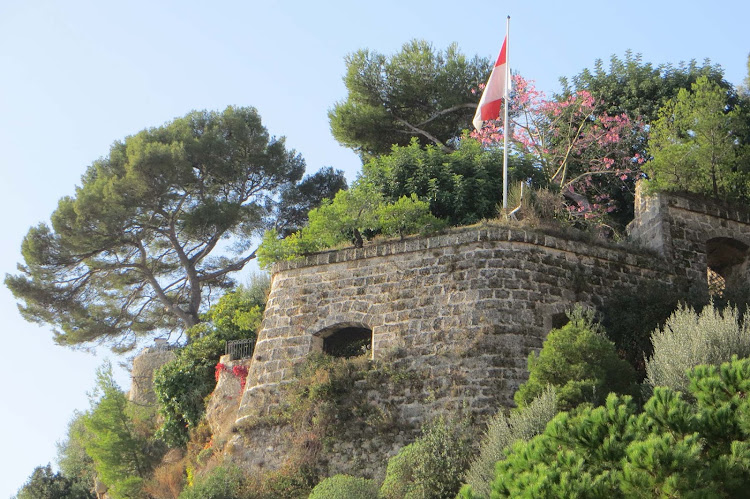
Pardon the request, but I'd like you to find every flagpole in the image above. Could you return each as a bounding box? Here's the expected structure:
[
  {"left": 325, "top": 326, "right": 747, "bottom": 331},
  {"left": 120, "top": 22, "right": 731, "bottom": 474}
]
[{"left": 502, "top": 16, "right": 510, "bottom": 211}]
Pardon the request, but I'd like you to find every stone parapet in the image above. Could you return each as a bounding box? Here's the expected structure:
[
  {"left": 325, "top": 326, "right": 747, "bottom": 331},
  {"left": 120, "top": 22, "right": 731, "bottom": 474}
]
[
  {"left": 229, "top": 184, "right": 750, "bottom": 478},
  {"left": 629, "top": 181, "right": 750, "bottom": 296},
  {"left": 233, "top": 223, "right": 675, "bottom": 475}
]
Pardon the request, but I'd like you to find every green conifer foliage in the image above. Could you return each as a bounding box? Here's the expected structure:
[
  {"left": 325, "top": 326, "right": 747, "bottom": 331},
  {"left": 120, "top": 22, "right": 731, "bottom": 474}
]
[
  {"left": 82, "top": 363, "right": 158, "bottom": 498},
  {"left": 646, "top": 76, "right": 749, "bottom": 201},
  {"left": 479, "top": 357, "right": 750, "bottom": 498},
  {"left": 514, "top": 308, "right": 636, "bottom": 411},
  {"left": 462, "top": 387, "right": 558, "bottom": 498}
]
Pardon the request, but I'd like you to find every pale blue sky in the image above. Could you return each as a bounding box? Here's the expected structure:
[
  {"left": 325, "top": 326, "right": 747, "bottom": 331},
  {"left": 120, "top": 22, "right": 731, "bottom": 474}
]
[{"left": 1, "top": 0, "right": 748, "bottom": 495}]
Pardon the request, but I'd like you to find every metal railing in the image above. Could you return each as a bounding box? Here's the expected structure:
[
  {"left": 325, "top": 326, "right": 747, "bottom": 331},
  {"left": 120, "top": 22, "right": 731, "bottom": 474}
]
[{"left": 226, "top": 339, "right": 255, "bottom": 361}]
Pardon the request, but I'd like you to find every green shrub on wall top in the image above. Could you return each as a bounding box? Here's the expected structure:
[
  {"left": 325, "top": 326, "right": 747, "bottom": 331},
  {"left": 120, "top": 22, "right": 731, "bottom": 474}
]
[{"left": 257, "top": 181, "right": 445, "bottom": 268}]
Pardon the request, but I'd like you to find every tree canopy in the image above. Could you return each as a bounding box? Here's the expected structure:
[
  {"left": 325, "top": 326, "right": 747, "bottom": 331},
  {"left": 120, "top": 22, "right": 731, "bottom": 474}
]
[
  {"left": 329, "top": 40, "right": 490, "bottom": 159},
  {"left": 560, "top": 51, "right": 730, "bottom": 123},
  {"left": 56, "top": 412, "right": 97, "bottom": 497},
  {"left": 275, "top": 166, "right": 348, "bottom": 237},
  {"left": 15, "top": 464, "right": 94, "bottom": 499},
  {"left": 363, "top": 138, "right": 538, "bottom": 226},
  {"left": 5, "top": 106, "right": 338, "bottom": 351},
  {"left": 82, "top": 363, "right": 161, "bottom": 498},
  {"left": 645, "top": 76, "right": 749, "bottom": 200}
]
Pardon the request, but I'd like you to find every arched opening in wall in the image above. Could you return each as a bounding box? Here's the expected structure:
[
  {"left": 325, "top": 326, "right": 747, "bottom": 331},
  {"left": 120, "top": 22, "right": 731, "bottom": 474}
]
[
  {"left": 314, "top": 324, "right": 373, "bottom": 358},
  {"left": 706, "top": 237, "right": 750, "bottom": 298},
  {"left": 551, "top": 312, "right": 570, "bottom": 330}
]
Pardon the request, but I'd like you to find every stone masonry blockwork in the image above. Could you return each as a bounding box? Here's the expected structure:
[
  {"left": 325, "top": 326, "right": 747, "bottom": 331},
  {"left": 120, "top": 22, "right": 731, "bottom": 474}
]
[
  {"left": 237, "top": 226, "right": 673, "bottom": 424},
  {"left": 225, "top": 184, "right": 750, "bottom": 478}
]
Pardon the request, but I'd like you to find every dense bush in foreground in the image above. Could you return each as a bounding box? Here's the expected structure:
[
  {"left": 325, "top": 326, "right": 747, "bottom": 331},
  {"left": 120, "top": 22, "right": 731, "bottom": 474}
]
[
  {"left": 308, "top": 474, "right": 378, "bottom": 499},
  {"left": 380, "top": 415, "right": 474, "bottom": 499},
  {"left": 462, "top": 387, "right": 558, "bottom": 498},
  {"left": 461, "top": 357, "right": 750, "bottom": 498},
  {"left": 514, "top": 307, "right": 636, "bottom": 410},
  {"left": 646, "top": 304, "right": 750, "bottom": 395}
]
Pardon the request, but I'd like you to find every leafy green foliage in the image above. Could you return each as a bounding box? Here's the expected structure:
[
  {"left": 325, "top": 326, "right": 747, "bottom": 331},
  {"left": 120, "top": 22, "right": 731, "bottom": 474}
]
[
  {"left": 258, "top": 135, "right": 543, "bottom": 267},
  {"left": 15, "top": 464, "right": 94, "bottom": 499},
  {"left": 304, "top": 182, "right": 384, "bottom": 249},
  {"left": 257, "top": 182, "right": 444, "bottom": 267},
  {"left": 56, "top": 412, "right": 97, "bottom": 496},
  {"left": 329, "top": 40, "right": 490, "bottom": 158},
  {"left": 256, "top": 184, "right": 380, "bottom": 266},
  {"left": 462, "top": 387, "right": 558, "bottom": 498},
  {"left": 308, "top": 474, "right": 378, "bottom": 499},
  {"left": 379, "top": 442, "right": 420, "bottom": 499},
  {"left": 646, "top": 303, "right": 750, "bottom": 395},
  {"left": 560, "top": 51, "right": 730, "bottom": 124},
  {"left": 178, "top": 464, "right": 248, "bottom": 499},
  {"left": 153, "top": 336, "right": 224, "bottom": 448},
  {"left": 376, "top": 194, "right": 438, "bottom": 240},
  {"left": 482, "top": 357, "right": 750, "bottom": 498},
  {"left": 5, "top": 106, "right": 325, "bottom": 351},
  {"left": 645, "top": 76, "right": 750, "bottom": 200},
  {"left": 363, "top": 138, "right": 541, "bottom": 225},
  {"left": 276, "top": 166, "right": 348, "bottom": 237},
  {"left": 82, "top": 363, "right": 161, "bottom": 499},
  {"left": 256, "top": 228, "right": 315, "bottom": 267},
  {"left": 379, "top": 415, "right": 474, "bottom": 499},
  {"left": 154, "top": 280, "right": 268, "bottom": 446},
  {"left": 514, "top": 307, "right": 636, "bottom": 411}
]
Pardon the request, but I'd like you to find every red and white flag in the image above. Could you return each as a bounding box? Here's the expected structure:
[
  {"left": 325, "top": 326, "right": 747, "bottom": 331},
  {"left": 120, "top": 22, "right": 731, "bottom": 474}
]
[{"left": 473, "top": 36, "right": 510, "bottom": 130}]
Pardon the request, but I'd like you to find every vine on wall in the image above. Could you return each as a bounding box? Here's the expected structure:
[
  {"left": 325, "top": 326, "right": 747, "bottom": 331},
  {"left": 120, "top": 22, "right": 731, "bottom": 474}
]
[{"left": 215, "top": 363, "right": 250, "bottom": 392}]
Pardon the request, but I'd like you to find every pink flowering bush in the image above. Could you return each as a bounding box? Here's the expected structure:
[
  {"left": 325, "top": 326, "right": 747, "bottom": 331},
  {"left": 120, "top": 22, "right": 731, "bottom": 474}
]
[{"left": 472, "top": 75, "right": 646, "bottom": 225}]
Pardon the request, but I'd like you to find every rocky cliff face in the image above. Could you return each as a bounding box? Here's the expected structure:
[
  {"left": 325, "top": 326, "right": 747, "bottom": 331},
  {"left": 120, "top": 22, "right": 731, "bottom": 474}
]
[
  {"left": 206, "top": 354, "right": 252, "bottom": 442},
  {"left": 129, "top": 346, "right": 176, "bottom": 406}
]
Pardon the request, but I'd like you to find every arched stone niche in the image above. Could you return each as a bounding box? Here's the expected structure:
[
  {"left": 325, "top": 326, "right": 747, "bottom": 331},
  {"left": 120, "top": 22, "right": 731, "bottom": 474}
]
[
  {"left": 312, "top": 322, "right": 373, "bottom": 359},
  {"left": 706, "top": 237, "right": 750, "bottom": 296}
]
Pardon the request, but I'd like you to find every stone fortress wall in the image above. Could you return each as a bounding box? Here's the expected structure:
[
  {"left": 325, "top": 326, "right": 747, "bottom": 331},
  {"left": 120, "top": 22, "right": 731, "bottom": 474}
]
[
  {"left": 217, "top": 183, "right": 750, "bottom": 476},
  {"left": 237, "top": 224, "right": 674, "bottom": 423},
  {"left": 628, "top": 185, "right": 750, "bottom": 294},
  {"left": 129, "top": 343, "right": 177, "bottom": 406}
]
